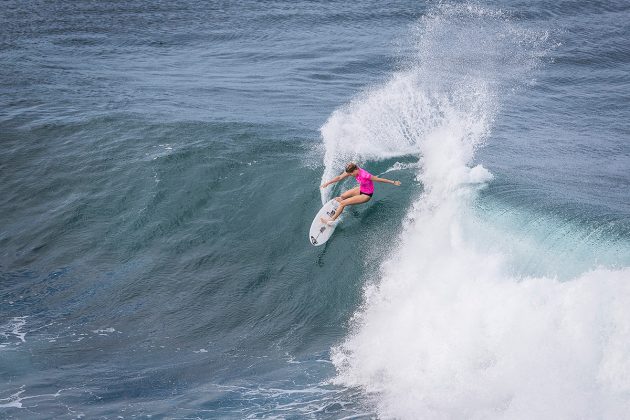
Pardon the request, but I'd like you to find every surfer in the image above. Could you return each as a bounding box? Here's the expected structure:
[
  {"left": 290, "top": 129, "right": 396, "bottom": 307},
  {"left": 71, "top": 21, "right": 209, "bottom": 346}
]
[{"left": 320, "top": 162, "right": 401, "bottom": 225}]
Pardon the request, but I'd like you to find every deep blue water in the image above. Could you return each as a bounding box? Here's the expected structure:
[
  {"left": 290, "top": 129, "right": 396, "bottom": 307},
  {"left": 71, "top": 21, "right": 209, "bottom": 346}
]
[{"left": 1, "top": 1, "right": 629, "bottom": 418}]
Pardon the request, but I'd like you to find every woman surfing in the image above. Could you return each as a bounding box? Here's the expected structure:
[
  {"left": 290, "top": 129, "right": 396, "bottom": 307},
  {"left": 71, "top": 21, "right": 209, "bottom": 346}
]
[{"left": 320, "top": 162, "right": 401, "bottom": 225}]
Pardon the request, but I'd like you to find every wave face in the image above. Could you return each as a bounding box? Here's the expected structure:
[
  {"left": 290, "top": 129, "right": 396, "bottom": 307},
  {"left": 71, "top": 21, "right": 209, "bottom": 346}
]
[{"left": 328, "top": 4, "right": 630, "bottom": 419}]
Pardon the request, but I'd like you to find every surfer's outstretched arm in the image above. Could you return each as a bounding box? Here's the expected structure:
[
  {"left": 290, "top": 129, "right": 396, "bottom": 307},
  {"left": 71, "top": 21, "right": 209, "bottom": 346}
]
[
  {"left": 371, "top": 176, "right": 401, "bottom": 186},
  {"left": 320, "top": 172, "right": 350, "bottom": 189}
]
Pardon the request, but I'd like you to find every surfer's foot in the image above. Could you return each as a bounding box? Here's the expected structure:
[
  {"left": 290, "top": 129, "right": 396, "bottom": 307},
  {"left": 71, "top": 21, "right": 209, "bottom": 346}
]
[{"left": 321, "top": 217, "right": 337, "bottom": 226}]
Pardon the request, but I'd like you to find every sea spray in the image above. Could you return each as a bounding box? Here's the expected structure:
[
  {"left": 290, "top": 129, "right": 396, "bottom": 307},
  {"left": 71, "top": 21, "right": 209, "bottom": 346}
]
[
  {"left": 326, "top": 3, "right": 630, "bottom": 419},
  {"left": 319, "top": 2, "right": 548, "bottom": 203},
  {"left": 320, "top": 72, "right": 493, "bottom": 204}
]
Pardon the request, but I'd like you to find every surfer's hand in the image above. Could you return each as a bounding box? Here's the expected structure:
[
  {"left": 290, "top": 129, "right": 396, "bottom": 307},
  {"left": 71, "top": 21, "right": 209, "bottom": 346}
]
[
  {"left": 320, "top": 183, "right": 327, "bottom": 189},
  {"left": 394, "top": 180, "right": 401, "bottom": 186}
]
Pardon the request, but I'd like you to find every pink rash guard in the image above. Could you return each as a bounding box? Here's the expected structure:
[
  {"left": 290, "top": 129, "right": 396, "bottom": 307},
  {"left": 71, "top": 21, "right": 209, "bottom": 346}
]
[{"left": 355, "top": 168, "right": 374, "bottom": 194}]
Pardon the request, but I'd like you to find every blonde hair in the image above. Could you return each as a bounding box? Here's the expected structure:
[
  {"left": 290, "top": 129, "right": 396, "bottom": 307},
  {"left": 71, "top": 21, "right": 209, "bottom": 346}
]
[{"left": 345, "top": 162, "right": 358, "bottom": 173}]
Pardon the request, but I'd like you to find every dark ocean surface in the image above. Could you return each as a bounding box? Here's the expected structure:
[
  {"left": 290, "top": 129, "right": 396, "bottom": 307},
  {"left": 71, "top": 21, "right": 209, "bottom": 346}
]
[{"left": 1, "top": 1, "right": 629, "bottom": 418}]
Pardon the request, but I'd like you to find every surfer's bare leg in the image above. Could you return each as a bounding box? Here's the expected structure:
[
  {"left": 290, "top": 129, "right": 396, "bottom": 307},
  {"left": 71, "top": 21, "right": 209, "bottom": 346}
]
[
  {"left": 335, "top": 187, "right": 360, "bottom": 202},
  {"left": 323, "top": 194, "right": 371, "bottom": 224}
]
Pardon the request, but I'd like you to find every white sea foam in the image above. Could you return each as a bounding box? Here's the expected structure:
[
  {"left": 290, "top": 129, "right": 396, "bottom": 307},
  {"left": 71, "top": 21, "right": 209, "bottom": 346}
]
[
  {"left": 92, "top": 327, "right": 116, "bottom": 335},
  {"left": 326, "top": 3, "right": 630, "bottom": 419},
  {"left": 0, "top": 385, "right": 71, "bottom": 410},
  {"left": 0, "top": 388, "right": 25, "bottom": 409},
  {"left": 0, "top": 316, "right": 28, "bottom": 345}
]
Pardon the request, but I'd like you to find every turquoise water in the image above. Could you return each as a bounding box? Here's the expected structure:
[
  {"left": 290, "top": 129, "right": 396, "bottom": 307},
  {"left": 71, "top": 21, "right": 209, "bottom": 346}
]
[{"left": 2, "top": 1, "right": 629, "bottom": 418}]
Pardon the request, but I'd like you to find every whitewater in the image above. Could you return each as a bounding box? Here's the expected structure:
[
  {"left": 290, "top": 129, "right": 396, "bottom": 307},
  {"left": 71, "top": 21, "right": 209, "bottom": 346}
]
[{"left": 323, "top": 4, "right": 630, "bottom": 419}]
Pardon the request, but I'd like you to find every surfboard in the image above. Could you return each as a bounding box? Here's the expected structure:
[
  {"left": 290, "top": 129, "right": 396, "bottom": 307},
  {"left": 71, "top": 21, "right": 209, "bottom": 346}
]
[{"left": 309, "top": 199, "right": 340, "bottom": 246}]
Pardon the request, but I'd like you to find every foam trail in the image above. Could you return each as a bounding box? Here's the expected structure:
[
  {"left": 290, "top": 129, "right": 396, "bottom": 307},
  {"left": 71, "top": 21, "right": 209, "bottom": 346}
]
[
  {"left": 326, "top": 3, "right": 630, "bottom": 419},
  {"left": 0, "top": 316, "right": 28, "bottom": 345}
]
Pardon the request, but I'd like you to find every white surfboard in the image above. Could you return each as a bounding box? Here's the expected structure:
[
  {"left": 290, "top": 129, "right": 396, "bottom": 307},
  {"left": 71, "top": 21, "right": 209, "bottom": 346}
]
[{"left": 309, "top": 199, "right": 340, "bottom": 246}]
